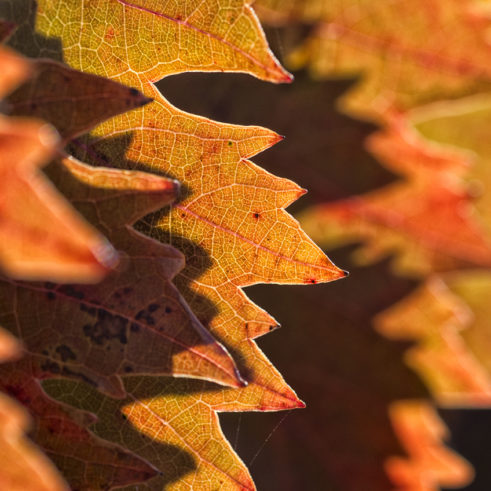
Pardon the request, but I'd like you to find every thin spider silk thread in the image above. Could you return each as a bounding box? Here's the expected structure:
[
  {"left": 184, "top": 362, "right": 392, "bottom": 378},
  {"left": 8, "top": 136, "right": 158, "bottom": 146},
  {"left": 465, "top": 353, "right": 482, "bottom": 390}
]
[{"left": 248, "top": 411, "right": 291, "bottom": 467}]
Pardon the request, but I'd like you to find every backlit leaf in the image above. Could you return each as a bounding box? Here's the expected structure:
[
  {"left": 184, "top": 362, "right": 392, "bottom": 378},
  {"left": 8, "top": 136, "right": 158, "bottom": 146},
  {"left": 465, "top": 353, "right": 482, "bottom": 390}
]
[
  {"left": 256, "top": 0, "right": 491, "bottom": 121},
  {"left": 300, "top": 122, "right": 491, "bottom": 276},
  {"left": 0, "top": 331, "right": 68, "bottom": 490},
  {"left": 7, "top": 58, "right": 152, "bottom": 142},
  {"left": 1, "top": 155, "right": 243, "bottom": 396},
  {"left": 0, "top": 360, "right": 158, "bottom": 490},
  {"left": 0, "top": 1, "right": 345, "bottom": 488},
  {"left": 216, "top": 256, "right": 471, "bottom": 490},
  {"left": 376, "top": 277, "right": 491, "bottom": 405}
]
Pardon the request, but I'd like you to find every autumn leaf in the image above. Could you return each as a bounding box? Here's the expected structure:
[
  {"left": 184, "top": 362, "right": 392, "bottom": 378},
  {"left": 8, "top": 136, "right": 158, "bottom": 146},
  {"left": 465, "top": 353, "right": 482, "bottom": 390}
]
[
  {"left": 216, "top": 254, "right": 471, "bottom": 491},
  {"left": 0, "top": 1, "right": 346, "bottom": 488},
  {"left": 255, "top": 0, "right": 491, "bottom": 122},
  {"left": 387, "top": 401, "right": 472, "bottom": 491},
  {"left": 0, "top": 154, "right": 254, "bottom": 489},
  {"left": 376, "top": 277, "right": 491, "bottom": 406},
  {"left": 299, "top": 122, "right": 491, "bottom": 276},
  {"left": 7, "top": 58, "right": 152, "bottom": 142},
  {"left": 0, "top": 45, "right": 155, "bottom": 283},
  {"left": 0, "top": 331, "right": 68, "bottom": 490}
]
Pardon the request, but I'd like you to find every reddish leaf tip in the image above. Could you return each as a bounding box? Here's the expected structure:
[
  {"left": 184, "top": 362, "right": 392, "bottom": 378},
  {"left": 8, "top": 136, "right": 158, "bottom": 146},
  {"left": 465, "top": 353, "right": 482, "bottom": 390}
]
[
  {"left": 270, "top": 132, "right": 285, "bottom": 146},
  {"left": 280, "top": 71, "right": 294, "bottom": 84}
]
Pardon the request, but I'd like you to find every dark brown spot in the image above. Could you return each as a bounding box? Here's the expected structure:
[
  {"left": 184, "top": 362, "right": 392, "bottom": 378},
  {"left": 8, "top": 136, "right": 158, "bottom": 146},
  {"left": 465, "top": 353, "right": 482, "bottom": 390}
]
[
  {"left": 83, "top": 309, "right": 128, "bottom": 345},
  {"left": 148, "top": 303, "right": 160, "bottom": 313},
  {"left": 80, "top": 303, "right": 97, "bottom": 316},
  {"left": 60, "top": 285, "right": 85, "bottom": 300},
  {"left": 55, "top": 345, "right": 76, "bottom": 362},
  {"left": 135, "top": 308, "right": 155, "bottom": 325},
  {"left": 41, "top": 360, "right": 61, "bottom": 375}
]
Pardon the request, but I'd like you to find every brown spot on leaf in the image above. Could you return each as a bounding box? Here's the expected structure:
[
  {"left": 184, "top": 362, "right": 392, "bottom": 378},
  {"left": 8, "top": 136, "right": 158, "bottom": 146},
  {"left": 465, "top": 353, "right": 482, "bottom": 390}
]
[
  {"left": 55, "top": 345, "right": 76, "bottom": 362},
  {"left": 83, "top": 309, "right": 128, "bottom": 345}
]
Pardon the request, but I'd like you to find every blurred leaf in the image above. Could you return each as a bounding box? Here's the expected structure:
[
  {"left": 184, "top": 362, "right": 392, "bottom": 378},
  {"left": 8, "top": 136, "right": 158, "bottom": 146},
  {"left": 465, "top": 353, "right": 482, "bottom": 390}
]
[
  {"left": 256, "top": 0, "right": 491, "bottom": 121},
  {"left": 0, "top": 47, "right": 118, "bottom": 282},
  {"left": 376, "top": 277, "right": 491, "bottom": 405},
  {"left": 300, "top": 123, "right": 491, "bottom": 276}
]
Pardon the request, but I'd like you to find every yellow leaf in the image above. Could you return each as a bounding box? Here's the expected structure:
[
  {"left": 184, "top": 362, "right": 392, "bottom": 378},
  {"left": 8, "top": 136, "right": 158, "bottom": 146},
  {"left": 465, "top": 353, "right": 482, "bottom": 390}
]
[
  {"left": 1, "top": 1, "right": 345, "bottom": 487},
  {"left": 256, "top": 0, "right": 491, "bottom": 121}
]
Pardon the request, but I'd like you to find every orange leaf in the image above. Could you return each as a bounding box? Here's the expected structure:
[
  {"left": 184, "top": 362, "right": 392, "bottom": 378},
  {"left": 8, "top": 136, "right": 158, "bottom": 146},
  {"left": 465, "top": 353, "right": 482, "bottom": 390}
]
[
  {"left": 0, "top": 156, "right": 243, "bottom": 395},
  {"left": 301, "top": 122, "right": 491, "bottom": 275},
  {"left": 0, "top": 331, "right": 68, "bottom": 491},
  {"left": 8, "top": 58, "right": 152, "bottom": 142},
  {"left": 256, "top": 0, "right": 491, "bottom": 121},
  {"left": 1, "top": 2, "right": 345, "bottom": 487},
  {"left": 387, "top": 401, "right": 473, "bottom": 491},
  {"left": 376, "top": 277, "right": 491, "bottom": 405},
  {"left": 212, "top": 257, "right": 470, "bottom": 490},
  {"left": 0, "top": 111, "right": 119, "bottom": 282}
]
